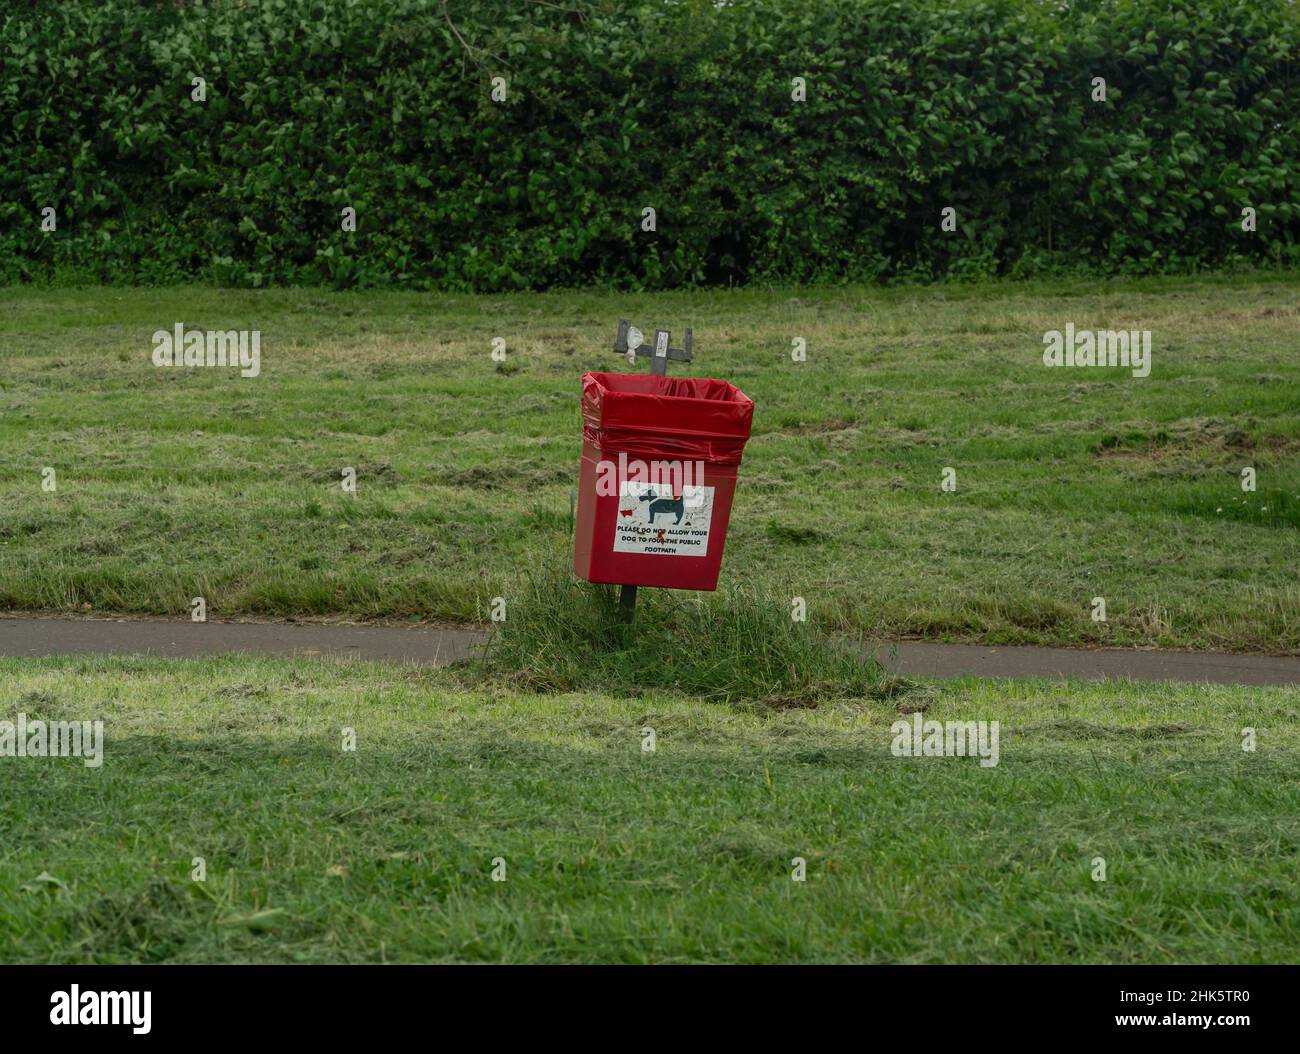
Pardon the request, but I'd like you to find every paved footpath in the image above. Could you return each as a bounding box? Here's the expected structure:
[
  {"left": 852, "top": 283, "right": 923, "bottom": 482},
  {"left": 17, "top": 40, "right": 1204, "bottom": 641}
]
[{"left": 2, "top": 616, "right": 1297, "bottom": 687}]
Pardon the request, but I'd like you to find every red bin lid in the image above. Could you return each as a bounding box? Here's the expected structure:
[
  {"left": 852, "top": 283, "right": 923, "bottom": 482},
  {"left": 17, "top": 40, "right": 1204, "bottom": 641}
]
[{"left": 581, "top": 372, "right": 754, "bottom": 465}]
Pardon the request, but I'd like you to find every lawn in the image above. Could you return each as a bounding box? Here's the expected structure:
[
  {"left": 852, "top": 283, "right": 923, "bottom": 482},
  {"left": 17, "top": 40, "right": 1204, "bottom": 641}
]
[
  {"left": 1, "top": 654, "right": 1296, "bottom": 963},
  {"left": 1, "top": 274, "right": 1298, "bottom": 651}
]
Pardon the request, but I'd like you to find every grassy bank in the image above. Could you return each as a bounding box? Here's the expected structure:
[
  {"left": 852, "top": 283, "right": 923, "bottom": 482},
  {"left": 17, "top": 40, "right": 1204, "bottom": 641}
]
[
  {"left": 1, "top": 654, "right": 1296, "bottom": 963},
  {"left": 1, "top": 275, "right": 1297, "bottom": 650}
]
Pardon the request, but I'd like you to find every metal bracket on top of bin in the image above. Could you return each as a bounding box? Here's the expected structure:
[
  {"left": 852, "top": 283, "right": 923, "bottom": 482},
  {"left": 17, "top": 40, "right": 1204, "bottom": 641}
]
[
  {"left": 610, "top": 319, "right": 693, "bottom": 621},
  {"left": 614, "top": 320, "right": 692, "bottom": 377}
]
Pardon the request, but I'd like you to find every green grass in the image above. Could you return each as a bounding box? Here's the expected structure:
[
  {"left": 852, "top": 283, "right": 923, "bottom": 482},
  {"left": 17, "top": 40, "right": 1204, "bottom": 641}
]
[
  {"left": 1, "top": 654, "right": 1297, "bottom": 963},
  {"left": 1, "top": 275, "right": 1298, "bottom": 650},
  {"left": 481, "top": 560, "right": 883, "bottom": 704}
]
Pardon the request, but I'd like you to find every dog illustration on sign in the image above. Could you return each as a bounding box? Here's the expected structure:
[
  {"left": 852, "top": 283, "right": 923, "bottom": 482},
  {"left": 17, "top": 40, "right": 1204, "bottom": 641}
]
[{"left": 640, "top": 488, "right": 685, "bottom": 525}]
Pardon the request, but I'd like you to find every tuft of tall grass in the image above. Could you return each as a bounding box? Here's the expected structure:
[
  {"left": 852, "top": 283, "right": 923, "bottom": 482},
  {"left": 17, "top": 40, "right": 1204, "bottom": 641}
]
[{"left": 476, "top": 559, "right": 883, "bottom": 705}]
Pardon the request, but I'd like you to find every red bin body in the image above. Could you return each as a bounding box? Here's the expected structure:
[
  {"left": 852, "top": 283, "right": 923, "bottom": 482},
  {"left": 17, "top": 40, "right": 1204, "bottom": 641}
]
[{"left": 573, "top": 371, "right": 754, "bottom": 591}]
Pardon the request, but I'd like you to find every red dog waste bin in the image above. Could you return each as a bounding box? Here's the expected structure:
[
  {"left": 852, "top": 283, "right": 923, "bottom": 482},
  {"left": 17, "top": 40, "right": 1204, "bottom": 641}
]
[{"left": 573, "top": 371, "right": 754, "bottom": 591}]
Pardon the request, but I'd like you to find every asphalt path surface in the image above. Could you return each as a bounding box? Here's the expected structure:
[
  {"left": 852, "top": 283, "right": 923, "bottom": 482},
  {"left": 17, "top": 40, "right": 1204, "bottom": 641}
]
[{"left": 3, "top": 617, "right": 1297, "bottom": 686}]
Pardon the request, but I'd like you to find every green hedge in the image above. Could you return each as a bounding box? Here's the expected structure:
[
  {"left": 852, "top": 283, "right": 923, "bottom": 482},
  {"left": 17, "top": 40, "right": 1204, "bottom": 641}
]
[{"left": 2, "top": 0, "right": 1297, "bottom": 289}]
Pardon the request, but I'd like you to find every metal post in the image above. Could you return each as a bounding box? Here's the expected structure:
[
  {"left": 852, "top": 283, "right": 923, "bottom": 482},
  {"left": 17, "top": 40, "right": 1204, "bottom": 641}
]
[
  {"left": 608, "top": 320, "right": 693, "bottom": 626},
  {"left": 619, "top": 584, "right": 638, "bottom": 623},
  {"left": 650, "top": 330, "right": 670, "bottom": 376}
]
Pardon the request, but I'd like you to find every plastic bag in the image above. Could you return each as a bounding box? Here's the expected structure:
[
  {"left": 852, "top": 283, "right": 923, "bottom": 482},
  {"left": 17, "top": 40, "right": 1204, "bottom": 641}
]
[{"left": 580, "top": 372, "right": 755, "bottom": 465}]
